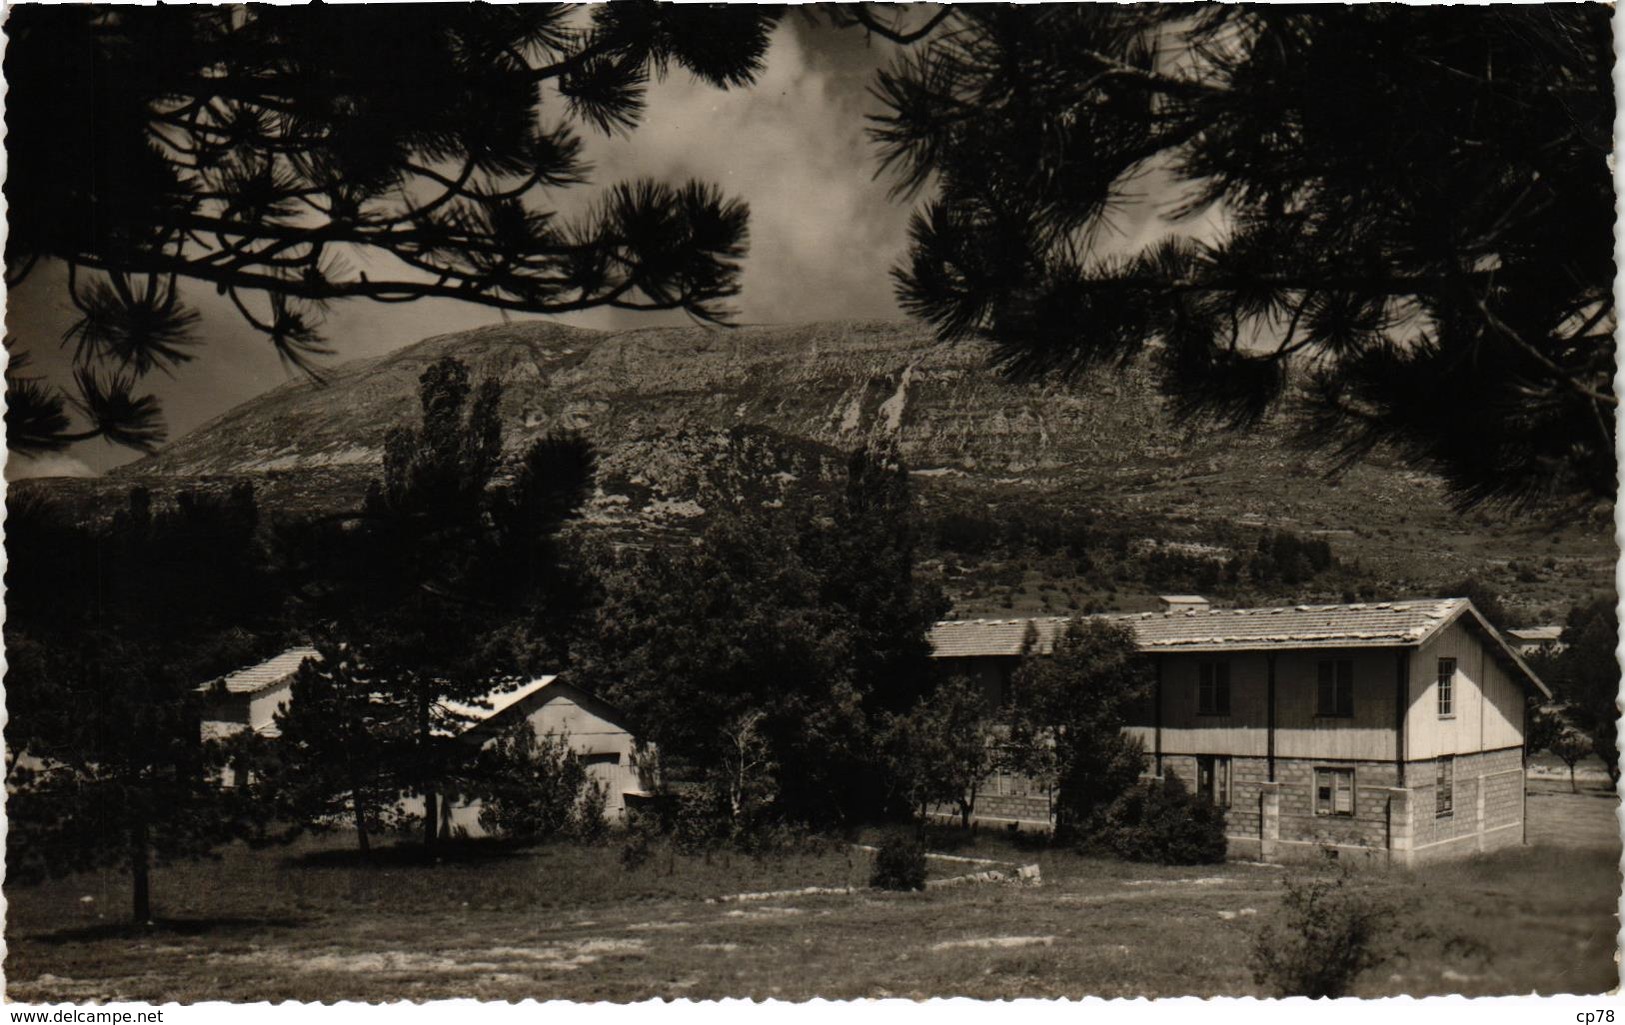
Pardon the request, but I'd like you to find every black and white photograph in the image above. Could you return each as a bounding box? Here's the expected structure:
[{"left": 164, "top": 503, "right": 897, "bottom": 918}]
[{"left": 1, "top": 1, "right": 1619, "bottom": 1006}]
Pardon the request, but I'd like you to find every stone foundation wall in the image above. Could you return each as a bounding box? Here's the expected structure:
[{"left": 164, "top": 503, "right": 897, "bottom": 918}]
[
  {"left": 1160, "top": 749, "right": 1525, "bottom": 865},
  {"left": 1407, "top": 747, "right": 1524, "bottom": 861},
  {"left": 926, "top": 746, "right": 1526, "bottom": 864}
]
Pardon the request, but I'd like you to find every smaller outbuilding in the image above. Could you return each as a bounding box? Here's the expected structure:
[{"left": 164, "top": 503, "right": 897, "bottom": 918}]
[
  {"left": 197, "top": 646, "right": 316, "bottom": 742},
  {"left": 1506, "top": 625, "right": 1565, "bottom": 656},
  {"left": 196, "top": 648, "right": 647, "bottom": 829},
  {"left": 431, "top": 675, "right": 649, "bottom": 835}
]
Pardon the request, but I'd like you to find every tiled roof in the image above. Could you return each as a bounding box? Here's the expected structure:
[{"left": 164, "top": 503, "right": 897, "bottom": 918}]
[
  {"left": 932, "top": 599, "right": 1470, "bottom": 657},
  {"left": 200, "top": 646, "right": 319, "bottom": 695},
  {"left": 1128, "top": 598, "right": 1465, "bottom": 651},
  {"left": 929, "top": 617, "right": 1073, "bottom": 658}
]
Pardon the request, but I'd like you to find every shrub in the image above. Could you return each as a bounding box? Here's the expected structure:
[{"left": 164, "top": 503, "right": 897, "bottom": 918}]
[
  {"left": 476, "top": 726, "right": 587, "bottom": 843},
  {"left": 870, "top": 835, "right": 928, "bottom": 891},
  {"left": 672, "top": 788, "right": 731, "bottom": 854},
  {"left": 570, "top": 777, "right": 611, "bottom": 845},
  {"left": 1250, "top": 867, "right": 1393, "bottom": 998},
  {"left": 1095, "top": 772, "right": 1227, "bottom": 864}
]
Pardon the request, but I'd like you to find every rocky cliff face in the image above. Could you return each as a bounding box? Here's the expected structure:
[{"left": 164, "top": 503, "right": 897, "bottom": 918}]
[
  {"left": 21, "top": 318, "right": 1613, "bottom": 614},
  {"left": 105, "top": 318, "right": 1429, "bottom": 520}
]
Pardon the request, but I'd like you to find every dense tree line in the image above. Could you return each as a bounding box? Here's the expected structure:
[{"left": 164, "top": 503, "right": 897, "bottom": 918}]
[
  {"left": 574, "top": 443, "right": 949, "bottom": 830},
  {"left": 5, "top": 485, "right": 286, "bottom": 922}
]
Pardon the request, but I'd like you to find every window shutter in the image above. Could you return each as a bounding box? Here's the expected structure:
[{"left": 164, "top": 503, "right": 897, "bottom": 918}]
[
  {"left": 1334, "top": 772, "right": 1354, "bottom": 814},
  {"left": 1318, "top": 661, "right": 1334, "bottom": 715}
]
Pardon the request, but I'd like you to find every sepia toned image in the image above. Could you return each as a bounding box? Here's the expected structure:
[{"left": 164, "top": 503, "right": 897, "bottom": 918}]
[{"left": 1, "top": 1, "right": 1618, "bottom": 1005}]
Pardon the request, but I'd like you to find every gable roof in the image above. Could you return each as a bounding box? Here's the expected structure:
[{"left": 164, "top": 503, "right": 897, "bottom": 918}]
[
  {"left": 930, "top": 598, "right": 1549, "bottom": 696},
  {"left": 438, "top": 675, "right": 639, "bottom": 740},
  {"left": 438, "top": 675, "right": 559, "bottom": 734},
  {"left": 200, "top": 646, "right": 319, "bottom": 696}
]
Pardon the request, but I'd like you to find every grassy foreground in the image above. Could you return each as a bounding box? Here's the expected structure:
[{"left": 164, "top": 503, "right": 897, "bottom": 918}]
[{"left": 5, "top": 778, "right": 1618, "bottom": 1002}]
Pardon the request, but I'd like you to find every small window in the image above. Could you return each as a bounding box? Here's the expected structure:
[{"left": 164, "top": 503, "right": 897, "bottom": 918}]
[
  {"left": 1436, "top": 657, "right": 1456, "bottom": 718},
  {"left": 1316, "top": 659, "right": 1354, "bottom": 717},
  {"left": 1197, "top": 755, "right": 1232, "bottom": 808},
  {"left": 1314, "top": 767, "right": 1355, "bottom": 817},
  {"left": 1198, "top": 662, "right": 1231, "bottom": 716},
  {"left": 1436, "top": 757, "right": 1454, "bottom": 818}
]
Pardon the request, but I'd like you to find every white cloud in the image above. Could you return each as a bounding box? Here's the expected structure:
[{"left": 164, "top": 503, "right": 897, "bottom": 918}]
[
  {"left": 573, "top": 22, "right": 912, "bottom": 326},
  {"left": 5, "top": 451, "right": 99, "bottom": 481}
]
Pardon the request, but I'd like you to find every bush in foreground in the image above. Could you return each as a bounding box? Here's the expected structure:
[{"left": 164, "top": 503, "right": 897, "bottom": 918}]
[
  {"left": 1250, "top": 867, "right": 1393, "bottom": 997},
  {"left": 870, "top": 836, "right": 928, "bottom": 891},
  {"left": 1094, "top": 772, "right": 1227, "bottom": 864}
]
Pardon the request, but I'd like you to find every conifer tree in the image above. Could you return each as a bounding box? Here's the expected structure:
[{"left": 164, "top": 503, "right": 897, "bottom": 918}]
[
  {"left": 4, "top": 3, "right": 776, "bottom": 454},
  {"left": 5, "top": 487, "right": 280, "bottom": 922},
  {"left": 261, "top": 639, "right": 409, "bottom": 858},
  {"left": 871, "top": 5, "right": 1615, "bottom": 508}
]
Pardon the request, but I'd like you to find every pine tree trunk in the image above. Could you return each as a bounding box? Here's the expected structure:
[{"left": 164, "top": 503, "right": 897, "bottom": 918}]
[
  {"left": 1570, "top": 763, "right": 1578, "bottom": 793},
  {"left": 418, "top": 688, "right": 437, "bottom": 855},
  {"left": 130, "top": 818, "right": 151, "bottom": 925},
  {"left": 353, "top": 790, "right": 373, "bottom": 858}
]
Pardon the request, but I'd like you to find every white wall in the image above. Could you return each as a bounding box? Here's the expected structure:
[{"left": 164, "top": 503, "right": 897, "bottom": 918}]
[{"left": 1406, "top": 617, "right": 1525, "bottom": 758}]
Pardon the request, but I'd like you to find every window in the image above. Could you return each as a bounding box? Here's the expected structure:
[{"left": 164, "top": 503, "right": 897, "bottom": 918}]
[
  {"left": 1316, "top": 659, "right": 1354, "bottom": 717},
  {"left": 1436, "top": 657, "right": 1456, "bottom": 718},
  {"left": 1314, "top": 767, "right": 1356, "bottom": 817},
  {"left": 1198, "top": 662, "right": 1231, "bottom": 716},
  {"left": 1197, "top": 755, "right": 1232, "bottom": 808},
  {"left": 1436, "top": 757, "right": 1454, "bottom": 818}
]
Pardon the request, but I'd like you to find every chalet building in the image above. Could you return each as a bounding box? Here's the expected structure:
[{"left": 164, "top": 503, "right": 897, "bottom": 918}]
[
  {"left": 929, "top": 597, "right": 1551, "bottom": 865},
  {"left": 198, "top": 649, "right": 647, "bottom": 825}
]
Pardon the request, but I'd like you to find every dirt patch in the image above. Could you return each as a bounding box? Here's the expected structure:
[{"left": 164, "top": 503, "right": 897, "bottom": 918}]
[
  {"left": 198, "top": 936, "right": 653, "bottom": 978},
  {"left": 932, "top": 935, "right": 1056, "bottom": 951},
  {"left": 722, "top": 906, "right": 804, "bottom": 920}
]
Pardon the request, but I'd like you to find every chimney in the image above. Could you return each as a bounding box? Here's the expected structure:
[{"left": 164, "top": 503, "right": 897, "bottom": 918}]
[{"left": 1158, "top": 595, "right": 1210, "bottom": 614}]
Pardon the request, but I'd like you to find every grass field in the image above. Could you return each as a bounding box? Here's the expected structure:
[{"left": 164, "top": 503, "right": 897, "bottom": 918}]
[{"left": 6, "top": 777, "right": 1618, "bottom": 1002}]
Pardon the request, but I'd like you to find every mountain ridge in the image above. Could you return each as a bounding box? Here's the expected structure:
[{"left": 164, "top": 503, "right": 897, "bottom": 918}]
[{"left": 20, "top": 318, "right": 1614, "bottom": 620}]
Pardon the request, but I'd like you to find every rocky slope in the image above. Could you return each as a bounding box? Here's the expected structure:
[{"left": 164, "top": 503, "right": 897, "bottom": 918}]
[{"left": 20, "top": 319, "right": 1614, "bottom": 618}]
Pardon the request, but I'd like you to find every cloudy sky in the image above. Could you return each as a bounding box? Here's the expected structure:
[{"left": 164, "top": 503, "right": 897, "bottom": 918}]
[{"left": 5, "top": 10, "right": 1190, "bottom": 479}]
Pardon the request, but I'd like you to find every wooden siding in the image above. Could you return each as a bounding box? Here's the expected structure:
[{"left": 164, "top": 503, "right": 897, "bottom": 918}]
[
  {"left": 1155, "top": 652, "right": 1271, "bottom": 757},
  {"left": 503, "top": 688, "right": 644, "bottom": 816},
  {"left": 1154, "top": 649, "right": 1398, "bottom": 761},
  {"left": 1406, "top": 618, "right": 1525, "bottom": 758}
]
